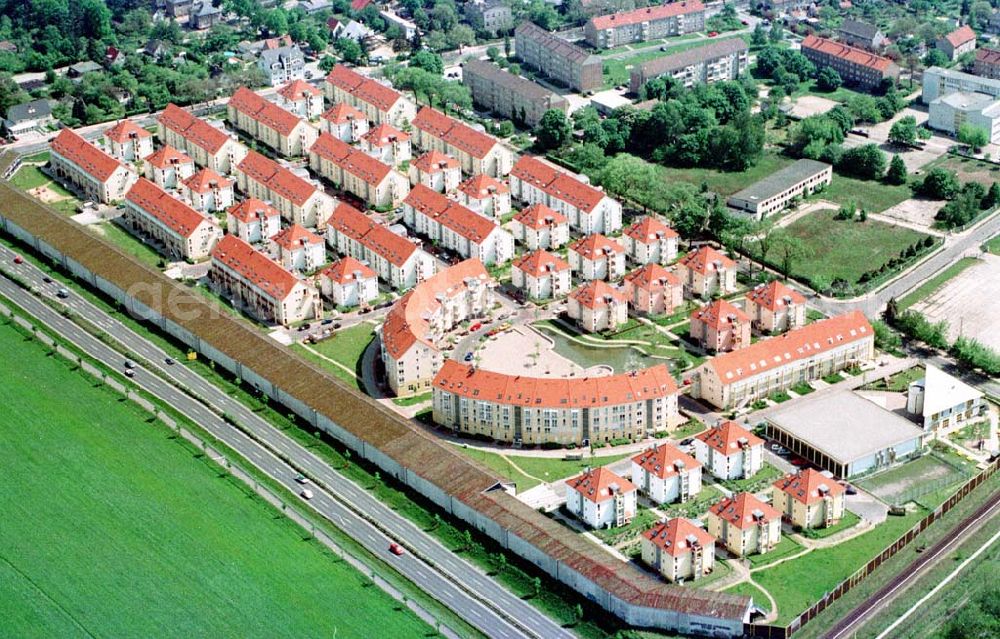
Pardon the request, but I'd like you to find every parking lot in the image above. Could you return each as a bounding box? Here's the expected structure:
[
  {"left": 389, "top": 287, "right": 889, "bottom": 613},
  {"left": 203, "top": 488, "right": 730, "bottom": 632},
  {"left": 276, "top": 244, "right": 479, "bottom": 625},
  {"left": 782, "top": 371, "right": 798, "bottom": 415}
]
[{"left": 912, "top": 254, "right": 1000, "bottom": 350}]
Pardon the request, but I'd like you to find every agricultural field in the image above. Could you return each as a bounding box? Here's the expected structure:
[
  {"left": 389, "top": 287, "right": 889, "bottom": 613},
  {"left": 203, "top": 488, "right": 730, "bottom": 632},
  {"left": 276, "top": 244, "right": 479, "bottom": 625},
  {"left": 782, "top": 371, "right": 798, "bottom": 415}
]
[{"left": 0, "top": 320, "right": 427, "bottom": 639}]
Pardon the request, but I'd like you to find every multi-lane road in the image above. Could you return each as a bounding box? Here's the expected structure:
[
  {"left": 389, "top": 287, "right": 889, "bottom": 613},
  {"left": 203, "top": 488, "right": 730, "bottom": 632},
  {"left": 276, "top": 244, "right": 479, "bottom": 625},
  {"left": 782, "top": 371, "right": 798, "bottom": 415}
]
[{"left": 0, "top": 244, "right": 574, "bottom": 639}]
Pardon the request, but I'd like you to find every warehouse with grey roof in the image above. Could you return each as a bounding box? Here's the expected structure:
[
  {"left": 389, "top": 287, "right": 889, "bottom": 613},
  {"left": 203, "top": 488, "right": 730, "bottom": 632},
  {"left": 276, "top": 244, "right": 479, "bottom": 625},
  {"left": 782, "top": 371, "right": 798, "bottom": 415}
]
[{"left": 726, "top": 159, "right": 832, "bottom": 220}]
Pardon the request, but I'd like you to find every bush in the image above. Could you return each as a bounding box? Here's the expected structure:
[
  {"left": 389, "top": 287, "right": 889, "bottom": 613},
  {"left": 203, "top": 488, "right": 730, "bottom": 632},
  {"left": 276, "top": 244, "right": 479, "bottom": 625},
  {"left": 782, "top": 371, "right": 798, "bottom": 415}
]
[
  {"left": 917, "top": 168, "right": 961, "bottom": 200},
  {"left": 609, "top": 437, "right": 632, "bottom": 447}
]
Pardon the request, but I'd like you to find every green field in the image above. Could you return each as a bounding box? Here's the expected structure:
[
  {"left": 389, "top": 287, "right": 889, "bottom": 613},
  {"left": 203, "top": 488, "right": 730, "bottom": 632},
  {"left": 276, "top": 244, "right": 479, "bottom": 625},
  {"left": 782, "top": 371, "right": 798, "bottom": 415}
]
[
  {"left": 863, "top": 366, "right": 925, "bottom": 392},
  {"left": 898, "top": 257, "right": 980, "bottom": 310},
  {"left": 453, "top": 446, "right": 633, "bottom": 491},
  {"left": 748, "top": 535, "right": 804, "bottom": 568},
  {"left": 817, "top": 174, "right": 912, "bottom": 214},
  {"left": 984, "top": 235, "right": 1000, "bottom": 254},
  {"left": 926, "top": 154, "right": 1000, "bottom": 187},
  {"left": 0, "top": 319, "right": 428, "bottom": 638},
  {"left": 292, "top": 322, "right": 376, "bottom": 391},
  {"left": 87, "top": 221, "right": 165, "bottom": 268},
  {"left": 721, "top": 581, "right": 772, "bottom": 613},
  {"left": 857, "top": 455, "right": 966, "bottom": 505},
  {"left": 10, "top": 164, "right": 53, "bottom": 190},
  {"left": 660, "top": 152, "right": 796, "bottom": 198},
  {"left": 800, "top": 510, "right": 862, "bottom": 540}
]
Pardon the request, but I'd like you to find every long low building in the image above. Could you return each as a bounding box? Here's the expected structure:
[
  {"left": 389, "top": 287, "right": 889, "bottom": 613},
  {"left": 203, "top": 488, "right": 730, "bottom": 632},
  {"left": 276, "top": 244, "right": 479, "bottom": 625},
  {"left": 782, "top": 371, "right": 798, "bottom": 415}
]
[
  {"left": 410, "top": 106, "right": 513, "bottom": 178},
  {"left": 462, "top": 58, "right": 569, "bottom": 128},
  {"left": 629, "top": 38, "right": 749, "bottom": 94},
  {"left": 800, "top": 35, "right": 899, "bottom": 91},
  {"left": 123, "top": 177, "right": 222, "bottom": 261},
  {"left": 928, "top": 91, "right": 1000, "bottom": 143},
  {"left": 585, "top": 1, "right": 705, "bottom": 49},
  {"left": 509, "top": 155, "right": 622, "bottom": 235},
  {"left": 514, "top": 22, "right": 603, "bottom": 93},
  {"left": 432, "top": 360, "right": 680, "bottom": 445},
  {"left": 324, "top": 64, "right": 416, "bottom": 128},
  {"left": 49, "top": 128, "right": 136, "bottom": 204},
  {"left": 691, "top": 311, "right": 875, "bottom": 409},
  {"left": 235, "top": 150, "right": 335, "bottom": 229},
  {"left": 158, "top": 103, "right": 248, "bottom": 175},
  {"left": 402, "top": 184, "right": 514, "bottom": 266},
  {"left": 308, "top": 131, "right": 409, "bottom": 209},
  {"left": 227, "top": 86, "right": 318, "bottom": 158},
  {"left": 726, "top": 159, "right": 832, "bottom": 220},
  {"left": 766, "top": 390, "right": 925, "bottom": 478}
]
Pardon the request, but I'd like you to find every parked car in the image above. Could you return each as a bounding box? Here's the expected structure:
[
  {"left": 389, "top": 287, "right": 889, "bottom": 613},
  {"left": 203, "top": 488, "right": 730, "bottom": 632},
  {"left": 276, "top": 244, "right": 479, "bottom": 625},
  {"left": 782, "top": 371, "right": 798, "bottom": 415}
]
[
  {"left": 389, "top": 543, "right": 405, "bottom": 556},
  {"left": 464, "top": 352, "right": 474, "bottom": 361},
  {"left": 124, "top": 368, "right": 135, "bottom": 378},
  {"left": 322, "top": 318, "right": 333, "bottom": 325},
  {"left": 124, "top": 359, "right": 135, "bottom": 369},
  {"left": 679, "top": 438, "right": 694, "bottom": 446},
  {"left": 42, "top": 275, "right": 53, "bottom": 283},
  {"left": 164, "top": 357, "right": 175, "bottom": 365},
  {"left": 708, "top": 31, "right": 719, "bottom": 37},
  {"left": 469, "top": 322, "right": 482, "bottom": 332}
]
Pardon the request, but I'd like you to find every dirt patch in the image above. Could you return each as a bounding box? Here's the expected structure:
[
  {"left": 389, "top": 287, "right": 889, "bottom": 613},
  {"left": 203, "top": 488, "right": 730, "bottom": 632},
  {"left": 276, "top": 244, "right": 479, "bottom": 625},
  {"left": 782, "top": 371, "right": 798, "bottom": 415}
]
[
  {"left": 788, "top": 95, "right": 839, "bottom": 118},
  {"left": 913, "top": 254, "right": 1000, "bottom": 351},
  {"left": 877, "top": 198, "right": 945, "bottom": 229},
  {"left": 30, "top": 185, "right": 70, "bottom": 203}
]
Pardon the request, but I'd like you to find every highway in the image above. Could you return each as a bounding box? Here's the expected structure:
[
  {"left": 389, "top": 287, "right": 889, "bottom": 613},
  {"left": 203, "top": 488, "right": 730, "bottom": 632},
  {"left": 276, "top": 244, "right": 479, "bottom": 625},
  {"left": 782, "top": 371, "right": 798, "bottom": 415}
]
[{"left": 0, "top": 245, "right": 575, "bottom": 639}]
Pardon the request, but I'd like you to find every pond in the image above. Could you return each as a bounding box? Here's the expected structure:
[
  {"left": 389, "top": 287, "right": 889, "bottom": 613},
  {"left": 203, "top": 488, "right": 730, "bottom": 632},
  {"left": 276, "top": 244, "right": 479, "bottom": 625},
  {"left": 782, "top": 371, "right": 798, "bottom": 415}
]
[{"left": 535, "top": 324, "right": 681, "bottom": 374}]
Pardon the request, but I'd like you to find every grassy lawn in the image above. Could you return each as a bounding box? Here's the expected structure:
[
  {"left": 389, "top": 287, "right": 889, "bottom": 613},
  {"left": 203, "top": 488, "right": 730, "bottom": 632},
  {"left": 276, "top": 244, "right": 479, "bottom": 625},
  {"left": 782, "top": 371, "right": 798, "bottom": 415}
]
[
  {"left": 747, "top": 535, "right": 804, "bottom": 568},
  {"left": 0, "top": 320, "right": 428, "bottom": 639},
  {"left": 86, "top": 222, "right": 165, "bottom": 269},
  {"left": 602, "top": 36, "right": 745, "bottom": 87},
  {"left": 10, "top": 164, "right": 52, "bottom": 190},
  {"left": 721, "top": 581, "right": 772, "bottom": 613},
  {"left": 669, "top": 419, "right": 707, "bottom": 440},
  {"left": 792, "top": 81, "right": 867, "bottom": 104},
  {"left": 984, "top": 234, "right": 1000, "bottom": 255},
  {"left": 898, "top": 257, "right": 980, "bottom": 310},
  {"left": 815, "top": 174, "right": 912, "bottom": 214},
  {"left": 590, "top": 506, "right": 659, "bottom": 546},
  {"left": 863, "top": 366, "right": 925, "bottom": 392},
  {"left": 799, "top": 510, "right": 861, "bottom": 540},
  {"left": 392, "top": 391, "right": 432, "bottom": 406},
  {"left": 927, "top": 154, "right": 1000, "bottom": 187},
  {"left": 451, "top": 447, "right": 634, "bottom": 492},
  {"left": 857, "top": 454, "right": 965, "bottom": 507},
  {"left": 683, "top": 555, "right": 733, "bottom": 589},
  {"left": 716, "top": 462, "right": 785, "bottom": 495},
  {"left": 790, "top": 381, "right": 814, "bottom": 395},
  {"left": 659, "top": 483, "right": 726, "bottom": 520},
  {"left": 291, "top": 343, "right": 361, "bottom": 390},
  {"left": 660, "top": 152, "right": 796, "bottom": 198},
  {"left": 310, "top": 322, "right": 376, "bottom": 371},
  {"left": 452, "top": 445, "right": 540, "bottom": 490},
  {"left": 21, "top": 150, "right": 50, "bottom": 163},
  {"left": 777, "top": 208, "right": 930, "bottom": 285}
]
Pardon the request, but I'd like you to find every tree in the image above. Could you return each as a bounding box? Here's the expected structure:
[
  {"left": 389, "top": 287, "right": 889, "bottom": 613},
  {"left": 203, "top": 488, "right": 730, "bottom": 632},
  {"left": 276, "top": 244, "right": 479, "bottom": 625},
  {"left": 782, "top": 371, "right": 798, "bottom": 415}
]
[
  {"left": 924, "top": 48, "right": 949, "bottom": 67},
  {"left": 886, "top": 154, "right": 908, "bottom": 185},
  {"left": 409, "top": 49, "right": 443, "bottom": 74},
  {"left": 334, "top": 38, "right": 365, "bottom": 65},
  {"left": 888, "top": 115, "right": 918, "bottom": 146},
  {"left": 598, "top": 154, "right": 662, "bottom": 211},
  {"left": 531, "top": 577, "right": 542, "bottom": 599},
  {"left": 772, "top": 230, "right": 810, "bottom": 280},
  {"left": 816, "top": 67, "right": 842, "bottom": 92},
  {"left": 838, "top": 144, "right": 887, "bottom": 180},
  {"left": 769, "top": 21, "right": 783, "bottom": 43},
  {"left": 486, "top": 46, "right": 500, "bottom": 62},
  {"left": 534, "top": 108, "right": 571, "bottom": 150},
  {"left": 983, "top": 182, "right": 1000, "bottom": 209},
  {"left": 918, "top": 167, "right": 961, "bottom": 199},
  {"left": 751, "top": 22, "right": 767, "bottom": 47},
  {"left": 958, "top": 122, "right": 990, "bottom": 152}
]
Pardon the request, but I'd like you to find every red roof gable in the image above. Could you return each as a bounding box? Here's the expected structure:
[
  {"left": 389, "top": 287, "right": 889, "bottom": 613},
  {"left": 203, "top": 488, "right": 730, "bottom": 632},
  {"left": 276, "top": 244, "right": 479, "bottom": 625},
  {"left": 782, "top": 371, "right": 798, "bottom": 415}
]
[
  {"left": 773, "top": 468, "right": 844, "bottom": 505},
  {"left": 320, "top": 256, "right": 376, "bottom": 284},
  {"left": 182, "top": 168, "right": 232, "bottom": 194},
  {"left": 678, "top": 246, "right": 735, "bottom": 275},
  {"left": 623, "top": 264, "right": 680, "bottom": 291},
  {"left": 632, "top": 444, "right": 700, "bottom": 480},
  {"left": 237, "top": 150, "right": 319, "bottom": 207},
  {"left": 412, "top": 150, "right": 459, "bottom": 173},
  {"left": 227, "top": 198, "right": 280, "bottom": 223},
  {"left": 104, "top": 120, "right": 152, "bottom": 144},
  {"left": 412, "top": 106, "right": 499, "bottom": 160},
  {"left": 567, "top": 467, "right": 636, "bottom": 504},
  {"left": 159, "top": 103, "right": 232, "bottom": 155},
  {"left": 944, "top": 25, "right": 976, "bottom": 48},
  {"left": 362, "top": 122, "right": 410, "bottom": 146},
  {"left": 51, "top": 128, "right": 125, "bottom": 182},
  {"left": 459, "top": 174, "right": 509, "bottom": 199},
  {"left": 327, "top": 201, "right": 419, "bottom": 267},
  {"left": 696, "top": 420, "right": 763, "bottom": 455},
  {"left": 690, "top": 299, "right": 749, "bottom": 331},
  {"left": 229, "top": 86, "right": 304, "bottom": 137},
  {"left": 624, "top": 216, "right": 678, "bottom": 243},
  {"left": 570, "top": 280, "right": 626, "bottom": 309},
  {"left": 801, "top": 35, "right": 895, "bottom": 72},
  {"left": 211, "top": 234, "right": 302, "bottom": 301},
  {"left": 745, "top": 280, "right": 806, "bottom": 312},
  {"left": 310, "top": 132, "right": 392, "bottom": 186},
  {"left": 125, "top": 178, "right": 213, "bottom": 239},
  {"left": 590, "top": 1, "right": 705, "bottom": 30},
  {"left": 325, "top": 64, "right": 403, "bottom": 113},
  {"left": 709, "top": 492, "right": 780, "bottom": 530},
  {"left": 511, "top": 156, "right": 607, "bottom": 213},
  {"left": 569, "top": 233, "right": 623, "bottom": 260},
  {"left": 278, "top": 79, "right": 321, "bottom": 101},
  {"left": 271, "top": 223, "right": 323, "bottom": 249},
  {"left": 512, "top": 203, "right": 567, "bottom": 229},
  {"left": 404, "top": 184, "right": 500, "bottom": 243},
  {"left": 145, "top": 144, "right": 193, "bottom": 170},
  {"left": 642, "top": 518, "right": 715, "bottom": 558},
  {"left": 513, "top": 249, "right": 570, "bottom": 278},
  {"left": 321, "top": 102, "right": 367, "bottom": 124}
]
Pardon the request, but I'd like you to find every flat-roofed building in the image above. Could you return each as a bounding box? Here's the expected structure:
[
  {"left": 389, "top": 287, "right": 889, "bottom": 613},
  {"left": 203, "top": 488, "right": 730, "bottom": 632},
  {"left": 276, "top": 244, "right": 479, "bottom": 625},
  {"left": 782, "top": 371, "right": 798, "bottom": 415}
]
[
  {"left": 511, "top": 249, "right": 571, "bottom": 300},
  {"left": 510, "top": 156, "right": 622, "bottom": 235},
  {"left": 727, "top": 159, "right": 832, "bottom": 220},
  {"left": 324, "top": 64, "right": 417, "bottom": 128},
  {"left": 801, "top": 35, "right": 899, "bottom": 91},
  {"left": 360, "top": 123, "right": 412, "bottom": 166},
  {"left": 629, "top": 38, "right": 748, "bottom": 94},
  {"left": 514, "top": 22, "right": 603, "bottom": 93},
  {"left": 511, "top": 203, "right": 570, "bottom": 250},
  {"left": 906, "top": 364, "right": 986, "bottom": 431},
  {"left": 432, "top": 360, "right": 680, "bottom": 445},
  {"left": 623, "top": 216, "right": 679, "bottom": 266},
  {"left": 319, "top": 102, "right": 370, "bottom": 143},
  {"left": 308, "top": 132, "right": 409, "bottom": 208},
  {"left": 973, "top": 47, "right": 1000, "bottom": 79},
  {"left": 226, "top": 198, "right": 281, "bottom": 244},
  {"left": 411, "top": 106, "right": 513, "bottom": 178},
  {"left": 456, "top": 174, "right": 511, "bottom": 220},
  {"left": 462, "top": 58, "right": 569, "bottom": 128},
  {"left": 585, "top": 1, "right": 706, "bottom": 49},
  {"left": 568, "top": 279, "right": 628, "bottom": 332},
  {"left": 744, "top": 280, "right": 807, "bottom": 334},
  {"left": 270, "top": 223, "right": 326, "bottom": 272},
  {"left": 632, "top": 444, "right": 702, "bottom": 504},
  {"left": 693, "top": 420, "right": 763, "bottom": 481},
  {"left": 276, "top": 79, "right": 325, "bottom": 120},
  {"left": 690, "top": 299, "right": 751, "bottom": 353},
  {"left": 235, "top": 150, "right": 335, "bottom": 229},
  {"left": 707, "top": 493, "right": 781, "bottom": 558},
  {"left": 409, "top": 150, "right": 461, "bottom": 193},
  {"left": 772, "top": 469, "right": 846, "bottom": 530},
  {"left": 676, "top": 246, "right": 737, "bottom": 299},
  {"left": 567, "top": 467, "right": 637, "bottom": 529},
  {"left": 158, "top": 103, "right": 248, "bottom": 175},
  {"left": 227, "top": 87, "right": 319, "bottom": 158},
  {"left": 402, "top": 185, "right": 514, "bottom": 265},
  {"left": 103, "top": 120, "right": 154, "bottom": 163},
  {"left": 691, "top": 311, "right": 875, "bottom": 410},
  {"left": 766, "top": 390, "right": 925, "bottom": 478},
  {"left": 50, "top": 128, "right": 137, "bottom": 204},
  {"left": 318, "top": 256, "right": 378, "bottom": 308},
  {"left": 641, "top": 518, "right": 715, "bottom": 583},
  {"left": 568, "top": 233, "right": 626, "bottom": 281},
  {"left": 623, "top": 264, "right": 683, "bottom": 316},
  {"left": 923, "top": 66, "right": 1000, "bottom": 104},
  {"left": 123, "top": 177, "right": 222, "bottom": 261},
  {"left": 928, "top": 91, "right": 1000, "bottom": 143}
]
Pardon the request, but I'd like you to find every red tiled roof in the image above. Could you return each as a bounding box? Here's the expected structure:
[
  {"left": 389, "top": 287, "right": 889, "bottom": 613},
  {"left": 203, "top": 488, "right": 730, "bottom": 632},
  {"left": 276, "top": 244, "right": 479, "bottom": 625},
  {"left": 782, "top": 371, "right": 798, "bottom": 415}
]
[
  {"left": 943, "top": 25, "right": 976, "bottom": 48},
  {"left": 310, "top": 131, "right": 392, "bottom": 186},
  {"left": 320, "top": 256, "right": 376, "bottom": 284},
  {"left": 159, "top": 103, "right": 232, "bottom": 155},
  {"left": 570, "top": 280, "right": 626, "bottom": 309},
  {"left": 624, "top": 216, "right": 678, "bottom": 243},
  {"left": 510, "top": 156, "right": 607, "bottom": 213},
  {"left": 145, "top": 144, "right": 193, "bottom": 170},
  {"left": 227, "top": 197, "right": 280, "bottom": 223},
  {"left": 590, "top": 1, "right": 705, "bottom": 30},
  {"left": 690, "top": 299, "right": 749, "bottom": 331},
  {"left": 362, "top": 122, "right": 410, "bottom": 146},
  {"left": 569, "top": 233, "right": 623, "bottom": 261},
  {"left": 211, "top": 234, "right": 302, "bottom": 301},
  {"left": 278, "top": 79, "right": 322, "bottom": 101},
  {"left": 271, "top": 223, "right": 323, "bottom": 249},
  {"left": 264, "top": 36, "right": 293, "bottom": 50},
  {"left": 327, "top": 201, "right": 419, "bottom": 267},
  {"left": 412, "top": 106, "right": 455, "bottom": 139},
  {"left": 975, "top": 47, "right": 1000, "bottom": 66},
  {"left": 125, "top": 178, "right": 212, "bottom": 239},
  {"left": 774, "top": 468, "right": 844, "bottom": 505},
  {"left": 404, "top": 185, "right": 500, "bottom": 243},
  {"left": 678, "top": 246, "right": 735, "bottom": 275},
  {"left": 642, "top": 518, "right": 715, "bottom": 558},
  {"left": 511, "top": 155, "right": 560, "bottom": 189},
  {"left": 707, "top": 311, "right": 872, "bottom": 383},
  {"left": 696, "top": 420, "right": 763, "bottom": 455},
  {"left": 745, "top": 280, "right": 806, "bottom": 312},
  {"left": 632, "top": 444, "right": 700, "bottom": 480},
  {"left": 801, "top": 35, "right": 895, "bottom": 72},
  {"left": 321, "top": 102, "right": 367, "bottom": 124},
  {"left": 709, "top": 492, "right": 780, "bottom": 530},
  {"left": 567, "top": 467, "right": 636, "bottom": 504},
  {"left": 182, "top": 168, "right": 232, "bottom": 194},
  {"left": 229, "top": 86, "right": 304, "bottom": 137},
  {"left": 237, "top": 150, "right": 319, "bottom": 207},
  {"left": 325, "top": 64, "right": 404, "bottom": 112},
  {"left": 412, "top": 150, "right": 459, "bottom": 173},
  {"left": 351, "top": 0, "right": 371, "bottom": 11},
  {"left": 459, "top": 174, "right": 508, "bottom": 199},
  {"left": 512, "top": 203, "right": 567, "bottom": 229},
  {"left": 623, "top": 263, "right": 680, "bottom": 291},
  {"left": 412, "top": 106, "right": 499, "bottom": 160},
  {"left": 104, "top": 120, "right": 152, "bottom": 144},
  {"left": 512, "top": 249, "right": 570, "bottom": 278},
  {"left": 51, "top": 128, "right": 125, "bottom": 182}
]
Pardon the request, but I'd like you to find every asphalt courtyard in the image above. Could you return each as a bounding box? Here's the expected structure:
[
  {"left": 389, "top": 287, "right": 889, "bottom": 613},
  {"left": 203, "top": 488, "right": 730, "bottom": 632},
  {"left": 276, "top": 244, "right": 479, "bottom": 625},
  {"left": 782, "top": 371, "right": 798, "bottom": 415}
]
[{"left": 912, "top": 254, "right": 1000, "bottom": 350}]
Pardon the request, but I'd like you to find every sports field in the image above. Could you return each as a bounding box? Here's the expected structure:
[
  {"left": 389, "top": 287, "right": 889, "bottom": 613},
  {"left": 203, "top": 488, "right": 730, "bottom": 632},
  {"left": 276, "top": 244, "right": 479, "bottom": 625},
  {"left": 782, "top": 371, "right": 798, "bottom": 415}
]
[{"left": 0, "top": 320, "right": 428, "bottom": 638}]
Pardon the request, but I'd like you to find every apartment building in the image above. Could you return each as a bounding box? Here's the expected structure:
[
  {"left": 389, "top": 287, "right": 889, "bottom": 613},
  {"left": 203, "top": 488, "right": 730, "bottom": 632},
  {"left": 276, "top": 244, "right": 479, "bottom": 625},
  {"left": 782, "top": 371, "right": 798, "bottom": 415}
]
[
  {"left": 514, "top": 22, "right": 603, "bottom": 93},
  {"left": 727, "top": 159, "right": 832, "bottom": 220},
  {"left": 631, "top": 444, "right": 702, "bottom": 505},
  {"left": 928, "top": 91, "right": 1000, "bottom": 144},
  {"left": 402, "top": 185, "right": 514, "bottom": 266},
  {"left": 309, "top": 132, "right": 409, "bottom": 208},
  {"left": 676, "top": 246, "right": 737, "bottom": 299},
  {"left": 360, "top": 123, "right": 412, "bottom": 166},
  {"left": 509, "top": 156, "right": 622, "bottom": 235},
  {"left": 622, "top": 264, "right": 683, "bottom": 317},
  {"left": 143, "top": 144, "right": 195, "bottom": 189},
  {"left": 837, "top": 19, "right": 887, "bottom": 52},
  {"left": 318, "top": 256, "right": 378, "bottom": 308},
  {"left": 409, "top": 151, "right": 462, "bottom": 193},
  {"left": 276, "top": 79, "right": 325, "bottom": 120},
  {"left": 462, "top": 58, "right": 569, "bottom": 128},
  {"left": 568, "top": 234, "right": 626, "bottom": 281},
  {"left": 432, "top": 360, "right": 680, "bottom": 445},
  {"left": 585, "top": 1, "right": 706, "bottom": 49},
  {"left": 512, "top": 207, "right": 567, "bottom": 252},
  {"left": 973, "top": 48, "right": 1000, "bottom": 79},
  {"left": 49, "top": 128, "right": 137, "bottom": 204},
  {"left": 227, "top": 87, "right": 318, "bottom": 158},
  {"left": 707, "top": 493, "right": 781, "bottom": 558},
  {"left": 772, "top": 469, "right": 846, "bottom": 530},
  {"left": 641, "top": 518, "right": 716, "bottom": 583},
  {"left": 180, "top": 168, "right": 233, "bottom": 213},
  {"left": 209, "top": 235, "right": 320, "bottom": 325},
  {"left": 937, "top": 25, "right": 977, "bottom": 62},
  {"left": 379, "top": 259, "right": 495, "bottom": 396},
  {"left": 744, "top": 280, "right": 807, "bottom": 334},
  {"left": 270, "top": 223, "right": 326, "bottom": 272},
  {"left": 511, "top": 249, "right": 571, "bottom": 300},
  {"left": 225, "top": 198, "right": 281, "bottom": 244},
  {"left": 320, "top": 102, "right": 370, "bottom": 142},
  {"left": 623, "top": 216, "right": 679, "bottom": 266},
  {"left": 411, "top": 106, "right": 513, "bottom": 177},
  {"left": 456, "top": 174, "right": 511, "bottom": 220},
  {"left": 464, "top": 0, "right": 512, "bottom": 35},
  {"left": 235, "top": 150, "right": 335, "bottom": 229},
  {"left": 629, "top": 37, "right": 749, "bottom": 94},
  {"left": 923, "top": 66, "right": 1000, "bottom": 104},
  {"left": 690, "top": 299, "right": 751, "bottom": 353},
  {"left": 693, "top": 421, "right": 763, "bottom": 481},
  {"left": 566, "top": 468, "right": 637, "bottom": 529},
  {"left": 800, "top": 35, "right": 899, "bottom": 91},
  {"left": 103, "top": 120, "right": 154, "bottom": 163},
  {"left": 158, "top": 103, "right": 249, "bottom": 175},
  {"left": 258, "top": 44, "right": 305, "bottom": 86},
  {"left": 324, "top": 64, "right": 417, "bottom": 127},
  {"left": 690, "top": 311, "right": 875, "bottom": 409},
  {"left": 123, "top": 177, "right": 222, "bottom": 261},
  {"left": 568, "top": 280, "right": 628, "bottom": 333},
  {"left": 326, "top": 201, "right": 434, "bottom": 291}
]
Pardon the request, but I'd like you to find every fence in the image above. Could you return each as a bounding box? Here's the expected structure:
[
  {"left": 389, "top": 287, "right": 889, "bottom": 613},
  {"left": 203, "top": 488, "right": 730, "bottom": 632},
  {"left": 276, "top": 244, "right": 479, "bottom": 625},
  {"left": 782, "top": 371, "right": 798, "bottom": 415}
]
[{"left": 744, "top": 457, "right": 999, "bottom": 638}]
